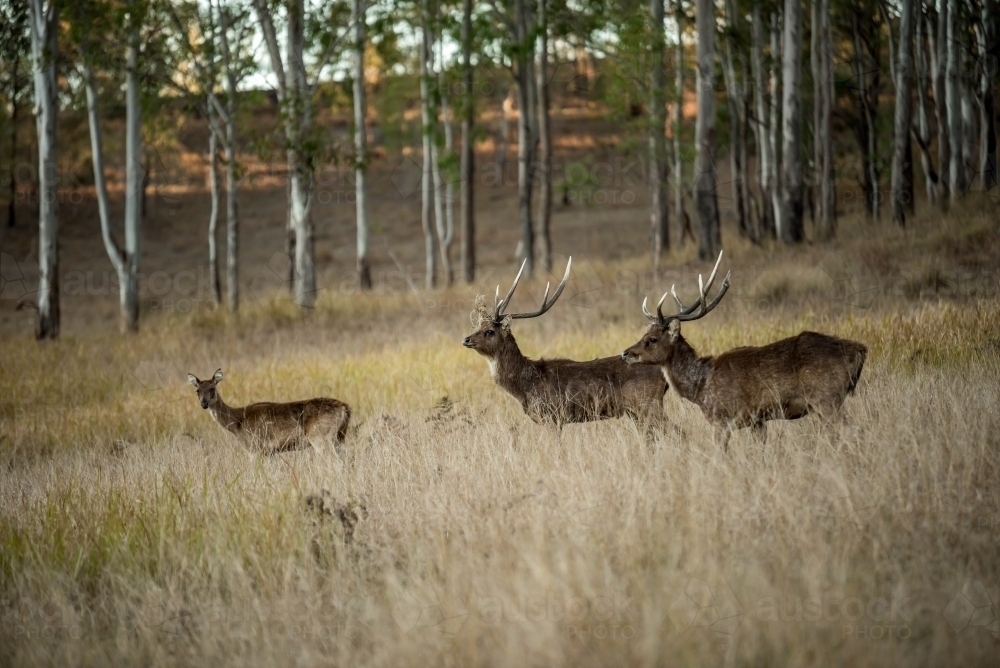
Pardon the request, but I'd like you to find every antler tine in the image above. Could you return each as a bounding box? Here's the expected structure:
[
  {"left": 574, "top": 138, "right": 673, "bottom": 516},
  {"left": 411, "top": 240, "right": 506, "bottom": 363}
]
[
  {"left": 508, "top": 257, "right": 573, "bottom": 320},
  {"left": 655, "top": 291, "right": 670, "bottom": 321},
  {"left": 700, "top": 249, "right": 724, "bottom": 297},
  {"left": 494, "top": 285, "right": 501, "bottom": 317},
  {"left": 675, "top": 269, "right": 731, "bottom": 322},
  {"left": 495, "top": 259, "right": 527, "bottom": 318},
  {"left": 641, "top": 296, "right": 655, "bottom": 321}
]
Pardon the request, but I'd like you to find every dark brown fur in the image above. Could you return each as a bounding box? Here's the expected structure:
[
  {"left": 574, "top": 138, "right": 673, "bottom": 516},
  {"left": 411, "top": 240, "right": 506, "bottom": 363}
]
[
  {"left": 464, "top": 324, "right": 670, "bottom": 432},
  {"left": 188, "top": 369, "right": 351, "bottom": 455},
  {"left": 623, "top": 324, "right": 866, "bottom": 448}
]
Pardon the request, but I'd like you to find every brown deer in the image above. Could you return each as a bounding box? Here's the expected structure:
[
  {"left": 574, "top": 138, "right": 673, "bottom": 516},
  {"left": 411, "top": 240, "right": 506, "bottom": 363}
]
[
  {"left": 622, "top": 252, "right": 867, "bottom": 449},
  {"left": 187, "top": 369, "right": 351, "bottom": 455},
  {"left": 463, "top": 258, "right": 672, "bottom": 434}
]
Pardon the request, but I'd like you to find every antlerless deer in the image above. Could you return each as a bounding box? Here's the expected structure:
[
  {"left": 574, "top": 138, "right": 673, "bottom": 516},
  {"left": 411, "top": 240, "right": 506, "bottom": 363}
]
[
  {"left": 622, "top": 252, "right": 867, "bottom": 449},
  {"left": 187, "top": 369, "right": 351, "bottom": 455},
  {"left": 463, "top": 258, "right": 672, "bottom": 434}
]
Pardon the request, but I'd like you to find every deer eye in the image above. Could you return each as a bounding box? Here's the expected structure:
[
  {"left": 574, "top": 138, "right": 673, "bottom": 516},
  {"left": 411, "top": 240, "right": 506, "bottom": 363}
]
[
  {"left": 485, "top": 329, "right": 495, "bottom": 337},
  {"left": 646, "top": 337, "right": 658, "bottom": 345}
]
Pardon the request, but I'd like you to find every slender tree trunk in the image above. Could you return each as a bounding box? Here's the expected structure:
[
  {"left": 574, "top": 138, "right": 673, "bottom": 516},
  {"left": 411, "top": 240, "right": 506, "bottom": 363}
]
[
  {"left": 780, "top": 0, "right": 803, "bottom": 243},
  {"left": 981, "top": 0, "right": 998, "bottom": 191},
  {"left": 852, "top": 13, "right": 879, "bottom": 220},
  {"left": 945, "top": 0, "right": 967, "bottom": 197},
  {"left": 649, "top": 0, "right": 668, "bottom": 271},
  {"left": 914, "top": 2, "right": 940, "bottom": 206},
  {"left": 813, "top": 0, "right": 835, "bottom": 238},
  {"left": 933, "top": 0, "right": 951, "bottom": 202},
  {"left": 352, "top": 0, "right": 371, "bottom": 290},
  {"left": 460, "top": 0, "right": 475, "bottom": 282},
  {"left": 891, "top": 0, "right": 915, "bottom": 226},
  {"left": 537, "top": 0, "right": 553, "bottom": 273},
  {"left": 123, "top": 24, "right": 142, "bottom": 332},
  {"left": 84, "top": 64, "right": 127, "bottom": 332},
  {"left": 420, "top": 0, "right": 437, "bottom": 289},
  {"left": 515, "top": 0, "right": 535, "bottom": 275},
  {"left": 7, "top": 50, "right": 18, "bottom": 229},
  {"left": 207, "top": 102, "right": 222, "bottom": 303},
  {"left": 674, "top": 0, "right": 687, "bottom": 243},
  {"left": 219, "top": 1, "right": 239, "bottom": 312},
  {"left": 435, "top": 15, "right": 455, "bottom": 286},
  {"left": 694, "top": 0, "right": 721, "bottom": 259},
  {"left": 751, "top": 5, "right": 775, "bottom": 236},
  {"left": 28, "top": 0, "right": 58, "bottom": 338},
  {"left": 769, "top": 10, "right": 784, "bottom": 236},
  {"left": 723, "top": 0, "right": 750, "bottom": 241}
]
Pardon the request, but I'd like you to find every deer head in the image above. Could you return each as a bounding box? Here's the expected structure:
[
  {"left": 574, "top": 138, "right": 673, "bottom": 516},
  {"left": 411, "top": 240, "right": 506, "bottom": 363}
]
[
  {"left": 187, "top": 369, "right": 225, "bottom": 410},
  {"left": 462, "top": 257, "right": 573, "bottom": 358},
  {"left": 622, "top": 251, "right": 731, "bottom": 365}
]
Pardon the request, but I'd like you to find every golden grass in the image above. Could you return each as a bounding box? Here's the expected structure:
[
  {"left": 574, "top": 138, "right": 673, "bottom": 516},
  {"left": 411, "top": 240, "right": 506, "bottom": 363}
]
[{"left": 2, "top": 206, "right": 1000, "bottom": 666}]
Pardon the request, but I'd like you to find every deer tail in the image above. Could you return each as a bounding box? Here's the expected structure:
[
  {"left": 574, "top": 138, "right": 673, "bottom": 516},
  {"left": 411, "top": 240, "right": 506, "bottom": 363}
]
[
  {"left": 846, "top": 345, "right": 867, "bottom": 395},
  {"left": 337, "top": 404, "right": 352, "bottom": 443}
]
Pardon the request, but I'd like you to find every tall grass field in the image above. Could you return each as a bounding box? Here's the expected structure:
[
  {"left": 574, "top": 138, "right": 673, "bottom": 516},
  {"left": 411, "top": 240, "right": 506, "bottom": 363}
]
[{"left": 2, "top": 205, "right": 1000, "bottom": 666}]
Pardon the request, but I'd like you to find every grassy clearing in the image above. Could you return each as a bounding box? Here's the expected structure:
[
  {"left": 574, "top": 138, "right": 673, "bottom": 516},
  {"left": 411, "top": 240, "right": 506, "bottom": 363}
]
[{"left": 2, "top": 207, "right": 1000, "bottom": 666}]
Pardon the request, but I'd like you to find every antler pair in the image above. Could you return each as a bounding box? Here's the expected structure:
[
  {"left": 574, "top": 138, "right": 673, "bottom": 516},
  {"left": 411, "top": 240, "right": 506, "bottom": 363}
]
[
  {"left": 642, "top": 250, "right": 731, "bottom": 325},
  {"left": 493, "top": 257, "right": 573, "bottom": 322}
]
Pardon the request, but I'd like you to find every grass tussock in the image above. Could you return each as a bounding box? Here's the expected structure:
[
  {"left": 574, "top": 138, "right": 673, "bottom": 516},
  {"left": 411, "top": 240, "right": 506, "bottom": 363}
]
[{"left": 2, "top": 208, "right": 1000, "bottom": 666}]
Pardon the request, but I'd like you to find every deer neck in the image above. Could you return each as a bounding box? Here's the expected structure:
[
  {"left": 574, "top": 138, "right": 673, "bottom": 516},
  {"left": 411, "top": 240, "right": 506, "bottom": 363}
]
[
  {"left": 664, "top": 335, "right": 711, "bottom": 405},
  {"left": 489, "top": 335, "right": 540, "bottom": 406},
  {"left": 210, "top": 394, "right": 244, "bottom": 434}
]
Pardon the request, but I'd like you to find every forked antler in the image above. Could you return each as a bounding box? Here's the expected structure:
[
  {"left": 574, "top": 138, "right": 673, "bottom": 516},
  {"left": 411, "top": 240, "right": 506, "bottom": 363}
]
[
  {"left": 642, "top": 250, "right": 731, "bottom": 324},
  {"left": 494, "top": 257, "right": 573, "bottom": 321}
]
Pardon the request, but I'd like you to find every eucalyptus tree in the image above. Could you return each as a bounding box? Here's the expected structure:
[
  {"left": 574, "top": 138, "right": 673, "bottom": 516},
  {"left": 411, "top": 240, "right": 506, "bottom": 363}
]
[
  {"left": 812, "top": 0, "right": 835, "bottom": 237},
  {"left": 979, "top": 0, "right": 997, "bottom": 191},
  {"left": 28, "top": 0, "right": 59, "bottom": 339},
  {"left": 749, "top": 2, "right": 776, "bottom": 236},
  {"left": 166, "top": 0, "right": 255, "bottom": 311},
  {"left": 70, "top": 0, "right": 155, "bottom": 332},
  {"left": 351, "top": 0, "right": 371, "bottom": 289},
  {"left": 460, "top": 0, "right": 475, "bottom": 282},
  {"left": 649, "top": 0, "right": 670, "bottom": 272},
  {"left": 887, "top": 0, "right": 915, "bottom": 226},
  {"left": 721, "top": 0, "right": 753, "bottom": 241},
  {"left": 252, "top": 0, "right": 351, "bottom": 309},
  {"left": 779, "top": 0, "right": 803, "bottom": 243},
  {"left": 694, "top": 0, "right": 721, "bottom": 259},
  {"left": 913, "top": 0, "right": 942, "bottom": 207}
]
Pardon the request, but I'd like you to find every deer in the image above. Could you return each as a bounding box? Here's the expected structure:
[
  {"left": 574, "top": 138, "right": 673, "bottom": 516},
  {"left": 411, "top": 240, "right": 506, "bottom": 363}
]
[
  {"left": 186, "top": 369, "right": 351, "bottom": 456},
  {"left": 621, "top": 251, "right": 867, "bottom": 450},
  {"left": 462, "top": 257, "right": 673, "bottom": 436}
]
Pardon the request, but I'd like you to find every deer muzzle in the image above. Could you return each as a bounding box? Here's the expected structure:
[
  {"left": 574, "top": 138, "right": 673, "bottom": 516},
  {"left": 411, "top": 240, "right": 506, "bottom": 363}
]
[{"left": 462, "top": 336, "right": 475, "bottom": 348}]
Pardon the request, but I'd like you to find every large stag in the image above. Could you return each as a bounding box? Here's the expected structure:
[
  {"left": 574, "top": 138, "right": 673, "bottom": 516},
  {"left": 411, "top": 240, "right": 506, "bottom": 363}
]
[
  {"left": 622, "top": 252, "right": 867, "bottom": 449},
  {"left": 463, "top": 258, "right": 672, "bottom": 434}
]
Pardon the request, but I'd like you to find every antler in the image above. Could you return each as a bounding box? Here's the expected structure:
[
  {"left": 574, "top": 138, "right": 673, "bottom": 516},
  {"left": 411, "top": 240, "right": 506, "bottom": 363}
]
[
  {"left": 642, "top": 250, "right": 731, "bottom": 324},
  {"left": 494, "top": 257, "right": 573, "bottom": 321}
]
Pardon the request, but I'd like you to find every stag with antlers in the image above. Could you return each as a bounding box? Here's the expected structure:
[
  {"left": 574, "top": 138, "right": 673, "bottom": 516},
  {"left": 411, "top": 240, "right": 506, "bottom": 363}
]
[
  {"left": 463, "top": 258, "right": 672, "bottom": 434},
  {"left": 622, "top": 251, "right": 867, "bottom": 449}
]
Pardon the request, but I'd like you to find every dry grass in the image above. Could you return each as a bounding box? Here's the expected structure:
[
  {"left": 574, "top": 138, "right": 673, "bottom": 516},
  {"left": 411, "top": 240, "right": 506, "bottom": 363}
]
[{"left": 2, "top": 200, "right": 1000, "bottom": 666}]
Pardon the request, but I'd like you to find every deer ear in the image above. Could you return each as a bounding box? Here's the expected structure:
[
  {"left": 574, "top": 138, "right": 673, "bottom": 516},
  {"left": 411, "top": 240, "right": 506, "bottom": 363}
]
[
  {"left": 212, "top": 369, "right": 224, "bottom": 384},
  {"left": 667, "top": 320, "right": 681, "bottom": 342},
  {"left": 500, "top": 315, "right": 512, "bottom": 332},
  {"left": 187, "top": 374, "right": 199, "bottom": 388}
]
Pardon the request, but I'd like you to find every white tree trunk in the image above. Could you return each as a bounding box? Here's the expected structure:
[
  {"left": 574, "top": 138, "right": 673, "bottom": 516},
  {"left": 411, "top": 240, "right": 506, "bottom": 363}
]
[
  {"left": 208, "top": 101, "right": 222, "bottom": 302},
  {"left": 123, "top": 25, "right": 142, "bottom": 332},
  {"left": 460, "top": 0, "right": 475, "bottom": 282},
  {"left": 420, "top": 0, "right": 437, "bottom": 289},
  {"left": 891, "top": 0, "right": 915, "bottom": 226},
  {"left": 769, "top": 10, "right": 784, "bottom": 236},
  {"left": 28, "top": 0, "right": 58, "bottom": 339},
  {"left": 218, "top": 1, "right": 240, "bottom": 312},
  {"left": 933, "top": 0, "right": 951, "bottom": 202},
  {"left": 515, "top": 0, "right": 535, "bottom": 275},
  {"left": 914, "top": 1, "right": 940, "bottom": 206},
  {"left": 780, "top": 0, "right": 803, "bottom": 243},
  {"left": 674, "top": 0, "right": 686, "bottom": 242},
  {"left": 649, "top": 0, "right": 668, "bottom": 271},
  {"left": 750, "top": 5, "right": 774, "bottom": 236},
  {"left": 536, "top": 0, "right": 553, "bottom": 273},
  {"left": 694, "top": 0, "right": 720, "bottom": 260},
  {"left": 723, "top": 0, "right": 749, "bottom": 240},
  {"left": 352, "top": 0, "right": 371, "bottom": 290}
]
